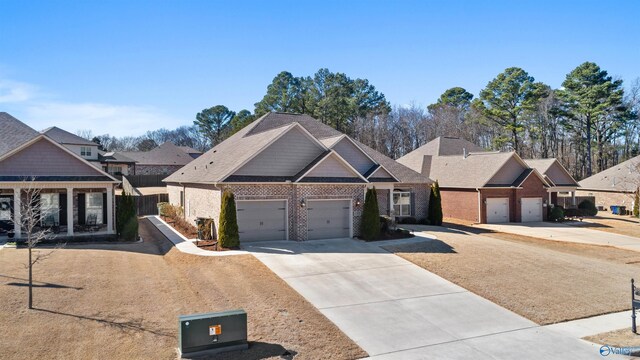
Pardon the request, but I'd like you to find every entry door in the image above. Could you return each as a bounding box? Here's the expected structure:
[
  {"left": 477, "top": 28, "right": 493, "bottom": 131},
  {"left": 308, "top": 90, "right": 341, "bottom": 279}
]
[
  {"left": 486, "top": 198, "right": 509, "bottom": 223},
  {"left": 521, "top": 197, "right": 543, "bottom": 222},
  {"left": 307, "top": 200, "right": 351, "bottom": 240},
  {"left": 236, "top": 200, "right": 287, "bottom": 242}
]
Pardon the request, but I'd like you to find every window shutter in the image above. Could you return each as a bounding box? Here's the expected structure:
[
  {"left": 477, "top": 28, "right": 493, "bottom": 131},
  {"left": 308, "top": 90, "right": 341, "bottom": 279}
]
[
  {"left": 410, "top": 192, "right": 416, "bottom": 216},
  {"left": 59, "top": 194, "right": 67, "bottom": 226},
  {"left": 78, "top": 193, "right": 86, "bottom": 225},
  {"left": 102, "top": 192, "right": 108, "bottom": 224}
]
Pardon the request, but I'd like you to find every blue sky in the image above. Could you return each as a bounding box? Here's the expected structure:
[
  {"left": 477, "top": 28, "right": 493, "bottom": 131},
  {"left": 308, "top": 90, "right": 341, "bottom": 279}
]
[{"left": 1, "top": 0, "right": 638, "bottom": 136}]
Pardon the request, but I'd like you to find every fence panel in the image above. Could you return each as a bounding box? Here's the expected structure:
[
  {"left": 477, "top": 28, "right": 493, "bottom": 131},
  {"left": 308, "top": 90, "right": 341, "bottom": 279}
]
[
  {"left": 116, "top": 193, "right": 169, "bottom": 216},
  {"left": 124, "top": 175, "right": 165, "bottom": 188}
]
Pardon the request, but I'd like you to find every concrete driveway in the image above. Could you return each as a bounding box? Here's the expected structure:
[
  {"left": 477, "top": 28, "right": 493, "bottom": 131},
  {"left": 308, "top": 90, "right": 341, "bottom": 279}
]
[
  {"left": 477, "top": 221, "right": 640, "bottom": 252},
  {"left": 244, "top": 237, "right": 605, "bottom": 359}
]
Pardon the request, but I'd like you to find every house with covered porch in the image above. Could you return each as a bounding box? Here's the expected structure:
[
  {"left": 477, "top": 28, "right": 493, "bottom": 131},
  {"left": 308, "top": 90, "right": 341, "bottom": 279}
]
[{"left": 0, "top": 112, "right": 118, "bottom": 239}]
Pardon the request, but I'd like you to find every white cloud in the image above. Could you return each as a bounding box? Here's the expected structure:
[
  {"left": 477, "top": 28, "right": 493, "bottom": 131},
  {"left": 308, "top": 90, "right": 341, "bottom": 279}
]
[
  {"left": 0, "top": 80, "right": 37, "bottom": 103},
  {"left": 23, "top": 102, "right": 185, "bottom": 136},
  {"left": 0, "top": 77, "right": 186, "bottom": 136}
]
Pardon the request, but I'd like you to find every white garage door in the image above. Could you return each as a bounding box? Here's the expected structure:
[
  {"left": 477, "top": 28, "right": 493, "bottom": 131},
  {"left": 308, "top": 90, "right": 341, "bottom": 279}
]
[
  {"left": 521, "top": 197, "right": 543, "bottom": 222},
  {"left": 486, "top": 198, "right": 509, "bottom": 223},
  {"left": 307, "top": 200, "right": 351, "bottom": 240},
  {"left": 236, "top": 200, "right": 287, "bottom": 242}
]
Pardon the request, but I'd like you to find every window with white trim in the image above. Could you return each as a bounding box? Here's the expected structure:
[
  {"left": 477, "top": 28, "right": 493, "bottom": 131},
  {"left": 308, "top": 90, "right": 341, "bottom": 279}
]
[
  {"left": 393, "top": 191, "right": 411, "bottom": 216},
  {"left": 40, "top": 193, "right": 60, "bottom": 226},
  {"left": 86, "top": 193, "right": 103, "bottom": 225},
  {"left": 80, "top": 146, "right": 92, "bottom": 157}
]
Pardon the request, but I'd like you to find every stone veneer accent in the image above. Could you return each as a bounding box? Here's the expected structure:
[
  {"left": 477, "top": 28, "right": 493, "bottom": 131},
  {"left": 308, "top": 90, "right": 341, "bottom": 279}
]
[
  {"left": 168, "top": 182, "right": 430, "bottom": 241},
  {"left": 135, "top": 164, "right": 184, "bottom": 176}
]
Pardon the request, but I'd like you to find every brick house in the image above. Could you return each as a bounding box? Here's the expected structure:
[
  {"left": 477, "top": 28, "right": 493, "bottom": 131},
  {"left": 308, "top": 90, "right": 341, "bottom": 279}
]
[
  {"left": 577, "top": 156, "right": 640, "bottom": 210},
  {"left": 164, "top": 112, "right": 431, "bottom": 241},
  {"left": 121, "top": 142, "right": 201, "bottom": 176},
  {"left": 398, "top": 136, "right": 550, "bottom": 223},
  {"left": 0, "top": 113, "right": 118, "bottom": 239},
  {"left": 524, "top": 158, "right": 580, "bottom": 207}
]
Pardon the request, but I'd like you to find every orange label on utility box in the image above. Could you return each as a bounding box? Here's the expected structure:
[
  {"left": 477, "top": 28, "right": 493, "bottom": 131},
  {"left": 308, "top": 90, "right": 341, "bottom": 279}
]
[{"left": 209, "top": 325, "right": 221, "bottom": 336}]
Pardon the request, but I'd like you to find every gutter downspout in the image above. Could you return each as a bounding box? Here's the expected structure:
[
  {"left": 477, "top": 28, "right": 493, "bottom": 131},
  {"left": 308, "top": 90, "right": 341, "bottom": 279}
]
[{"left": 476, "top": 187, "right": 482, "bottom": 223}]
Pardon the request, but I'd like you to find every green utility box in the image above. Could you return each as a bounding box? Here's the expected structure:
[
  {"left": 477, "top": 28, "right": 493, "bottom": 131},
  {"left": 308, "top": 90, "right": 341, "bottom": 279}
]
[{"left": 178, "top": 309, "right": 248, "bottom": 357}]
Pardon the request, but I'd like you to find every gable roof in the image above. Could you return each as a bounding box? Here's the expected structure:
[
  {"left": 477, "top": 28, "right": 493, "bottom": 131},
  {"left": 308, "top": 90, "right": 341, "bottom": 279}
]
[
  {"left": 397, "top": 136, "right": 485, "bottom": 170},
  {"left": 579, "top": 155, "right": 640, "bottom": 192},
  {"left": 121, "top": 142, "right": 196, "bottom": 166},
  {"left": 525, "top": 158, "right": 579, "bottom": 187},
  {"left": 42, "top": 126, "right": 97, "bottom": 146},
  {"left": 0, "top": 112, "right": 40, "bottom": 157},
  {"left": 164, "top": 112, "right": 429, "bottom": 184},
  {"left": 426, "top": 152, "right": 517, "bottom": 188}
]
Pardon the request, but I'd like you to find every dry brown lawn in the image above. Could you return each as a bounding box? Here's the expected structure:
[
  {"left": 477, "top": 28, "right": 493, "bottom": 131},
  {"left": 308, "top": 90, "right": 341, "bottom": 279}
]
[
  {"left": 0, "top": 219, "right": 366, "bottom": 360},
  {"left": 572, "top": 212, "right": 640, "bottom": 238},
  {"left": 386, "top": 222, "right": 640, "bottom": 325},
  {"left": 584, "top": 328, "right": 640, "bottom": 355}
]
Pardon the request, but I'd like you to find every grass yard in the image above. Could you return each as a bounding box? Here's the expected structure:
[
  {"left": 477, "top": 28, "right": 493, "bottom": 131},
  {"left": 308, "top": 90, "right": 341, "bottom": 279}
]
[
  {"left": 571, "top": 212, "right": 640, "bottom": 238},
  {"left": 386, "top": 222, "right": 640, "bottom": 325},
  {"left": 0, "top": 218, "right": 366, "bottom": 360},
  {"left": 584, "top": 328, "right": 640, "bottom": 354}
]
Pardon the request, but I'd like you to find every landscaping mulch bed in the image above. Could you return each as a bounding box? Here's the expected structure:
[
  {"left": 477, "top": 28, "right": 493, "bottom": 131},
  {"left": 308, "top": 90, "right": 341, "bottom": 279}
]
[
  {"left": 386, "top": 222, "right": 640, "bottom": 325},
  {"left": 0, "top": 218, "right": 366, "bottom": 360},
  {"left": 160, "top": 215, "right": 198, "bottom": 239}
]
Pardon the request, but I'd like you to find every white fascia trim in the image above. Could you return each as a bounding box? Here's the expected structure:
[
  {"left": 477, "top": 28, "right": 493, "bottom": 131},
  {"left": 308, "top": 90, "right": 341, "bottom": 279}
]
[
  {"left": 367, "top": 164, "right": 401, "bottom": 182},
  {"left": 295, "top": 150, "right": 369, "bottom": 183}
]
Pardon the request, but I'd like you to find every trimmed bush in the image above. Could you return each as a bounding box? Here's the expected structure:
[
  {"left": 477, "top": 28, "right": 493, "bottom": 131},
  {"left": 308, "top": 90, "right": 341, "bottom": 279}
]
[
  {"left": 218, "top": 191, "right": 239, "bottom": 248},
  {"left": 398, "top": 216, "right": 418, "bottom": 224},
  {"left": 578, "top": 199, "right": 598, "bottom": 216},
  {"left": 549, "top": 206, "right": 564, "bottom": 222},
  {"left": 116, "top": 190, "right": 138, "bottom": 241},
  {"left": 361, "top": 187, "right": 381, "bottom": 241},
  {"left": 380, "top": 215, "right": 394, "bottom": 233},
  {"left": 429, "top": 181, "right": 443, "bottom": 226}
]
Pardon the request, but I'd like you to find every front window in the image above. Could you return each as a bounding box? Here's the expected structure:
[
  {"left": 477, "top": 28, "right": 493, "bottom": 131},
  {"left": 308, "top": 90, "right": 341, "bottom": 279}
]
[
  {"left": 40, "top": 193, "right": 60, "bottom": 226},
  {"left": 81, "top": 146, "right": 92, "bottom": 157},
  {"left": 393, "top": 191, "right": 411, "bottom": 216},
  {"left": 86, "top": 193, "right": 103, "bottom": 225},
  {"left": 108, "top": 166, "right": 123, "bottom": 175}
]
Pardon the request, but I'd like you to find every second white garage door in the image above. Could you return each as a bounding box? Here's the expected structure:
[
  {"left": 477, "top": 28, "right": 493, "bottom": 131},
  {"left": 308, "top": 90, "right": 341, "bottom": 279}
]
[
  {"left": 486, "top": 198, "right": 509, "bottom": 223},
  {"left": 236, "top": 200, "right": 287, "bottom": 242},
  {"left": 307, "top": 200, "right": 351, "bottom": 240},
  {"left": 521, "top": 197, "right": 543, "bottom": 222}
]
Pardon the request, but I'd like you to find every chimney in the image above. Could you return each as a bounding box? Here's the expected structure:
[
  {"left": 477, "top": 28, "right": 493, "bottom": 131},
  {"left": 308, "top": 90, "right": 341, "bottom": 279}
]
[
  {"left": 421, "top": 155, "right": 432, "bottom": 178},
  {"left": 463, "top": 148, "right": 467, "bottom": 159}
]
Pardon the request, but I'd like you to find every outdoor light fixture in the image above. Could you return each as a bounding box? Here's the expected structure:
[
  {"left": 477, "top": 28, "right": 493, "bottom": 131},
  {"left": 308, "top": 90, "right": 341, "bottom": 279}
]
[
  {"left": 355, "top": 198, "right": 361, "bottom": 207},
  {"left": 300, "top": 199, "right": 306, "bottom": 208}
]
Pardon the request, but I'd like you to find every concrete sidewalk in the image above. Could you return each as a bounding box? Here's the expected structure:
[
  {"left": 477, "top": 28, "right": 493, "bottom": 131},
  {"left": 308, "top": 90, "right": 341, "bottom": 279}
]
[
  {"left": 245, "top": 236, "right": 607, "bottom": 359},
  {"left": 146, "top": 216, "right": 247, "bottom": 257},
  {"left": 546, "top": 311, "right": 631, "bottom": 338},
  {"left": 476, "top": 222, "right": 640, "bottom": 252}
]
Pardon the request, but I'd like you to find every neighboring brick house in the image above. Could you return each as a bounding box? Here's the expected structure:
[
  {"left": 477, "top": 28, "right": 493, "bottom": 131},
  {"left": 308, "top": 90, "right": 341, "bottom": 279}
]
[
  {"left": 577, "top": 156, "right": 640, "bottom": 211},
  {"left": 164, "top": 112, "right": 431, "bottom": 242},
  {"left": 524, "top": 158, "right": 580, "bottom": 207},
  {"left": 398, "top": 136, "right": 550, "bottom": 223},
  {"left": 122, "top": 142, "right": 201, "bottom": 176},
  {"left": 0, "top": 113, "right": 118, "bottom": 239}
]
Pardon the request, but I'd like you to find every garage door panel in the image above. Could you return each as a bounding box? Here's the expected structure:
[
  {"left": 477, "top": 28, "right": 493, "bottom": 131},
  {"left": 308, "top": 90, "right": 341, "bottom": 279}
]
[
  {"left": 521, "top": 197, "right": 542, "bottom": 222},
  {"left": 486, "top": 198, "right": 509, "bottom": 224},
  {"left": 307, "top": 200, "right": 351, "bottom": 240},
  {"left": 236, "top": 200, "right": 287, "bottom": 242}
]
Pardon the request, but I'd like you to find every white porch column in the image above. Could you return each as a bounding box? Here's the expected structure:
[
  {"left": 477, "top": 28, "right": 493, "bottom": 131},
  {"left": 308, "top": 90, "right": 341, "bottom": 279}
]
[
  {"left": 106, "top": 184, "right": 114, "bottom": 233},
  {"left": 571, "top": 191, "right": 576, "bottom": 206},
  {"left": 13, "top": 187, "right": 21, "bottom": 238},
  {"left": 389, "top": 188, "right": 394, "bottom": 217},
  {"left": 66, "top": 187, "right": 74, "bottom": 236}
]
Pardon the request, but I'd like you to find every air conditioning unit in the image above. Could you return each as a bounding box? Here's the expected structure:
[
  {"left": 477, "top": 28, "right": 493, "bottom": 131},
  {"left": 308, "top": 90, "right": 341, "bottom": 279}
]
[{"left": 178, "top": 309, "right": 248, "bottom": 357}]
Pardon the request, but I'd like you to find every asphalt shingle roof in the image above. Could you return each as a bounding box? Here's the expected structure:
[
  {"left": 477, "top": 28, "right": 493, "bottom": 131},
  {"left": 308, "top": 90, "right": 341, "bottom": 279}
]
[
  {"left": 397, "top": 136, "right": 485, "bottom": 171},
  {"left": 426, "top": 152, "right": 518, "bottom": 188},
  {"left": 0, "top": 112, "right": 40, "bottom": 157},
  {"left": 579, "top": 156, "right": 640, "bottom": 192},
  {"left": 164, "top": 112, "right": 429, "bottom": 184},
  {"left": 121, "top": 142, "right": 197, "bottom": 166},
  {"left": 42, "top": 126, "right": 98, "bottom": 146},
  {"left": 525, "top": 158, "right": 579, "bottom": 187}
]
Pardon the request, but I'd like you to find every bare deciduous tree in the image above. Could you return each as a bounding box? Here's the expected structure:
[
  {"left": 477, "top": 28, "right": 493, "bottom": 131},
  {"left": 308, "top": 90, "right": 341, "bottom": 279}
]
[{"left": 11, "top": 181, "right": 63, "bottom": 309}]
